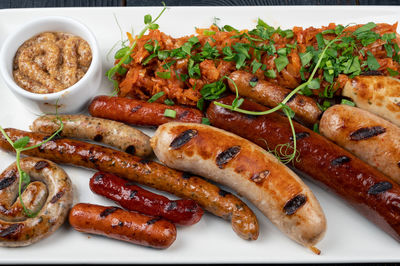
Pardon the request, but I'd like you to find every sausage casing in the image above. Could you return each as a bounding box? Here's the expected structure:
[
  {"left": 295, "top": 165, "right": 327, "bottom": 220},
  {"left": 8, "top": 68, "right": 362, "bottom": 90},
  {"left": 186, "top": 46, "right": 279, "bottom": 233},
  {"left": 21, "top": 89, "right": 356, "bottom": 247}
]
[
  {"left": 0, "top": 129, "right": 259, "bottom": 240},
  {"left": 69, "top": 203, "right": 176, "bottom": 249},
  {"left": 151, "top": 122, "right": 326, "bottom": 248},
  {"left": 89, "top": 96, "right": 203, "bottom": 127},
  {"left": 207, "top": 95, "right": 400, "bottom": 242},
  {"left": 90, "top": 172, "right": 204, "bottom": 226},
  {"left": 228, "top": 71, "right": 322, "bottom": 125},
  {"left": 342, "top": 76, "right": 400, "bottom": 127},
  {"left": 320, "top": 104, "right": 400, "bottom": 184},
  {"left": 0, "top": 157, "right": 72, "bottom": 247},
  {"left": 31, "top": 115, "right": 152, "bottom": 157}
]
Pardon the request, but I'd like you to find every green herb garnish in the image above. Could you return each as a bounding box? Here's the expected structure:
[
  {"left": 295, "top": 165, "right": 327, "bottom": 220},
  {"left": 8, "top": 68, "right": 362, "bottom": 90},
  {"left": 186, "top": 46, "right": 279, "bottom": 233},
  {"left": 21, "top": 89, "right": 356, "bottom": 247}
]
[
  {"left": 156, "top": 71, "right": 171, "bottom": 79},
  {"left": 164, "top": 109, "right": 177, "bottom": 118},
  {"left": 214, "top": 25, "right": 349, "bottom": 164},
  {"left": 201, "top": 117, "right": 211, "bottom": 125},
  {"left": 164, "top": 99, "right": 175, "bottom": 106},
  {"left": 341, "top": 99, "right": 356, "bottom": 106},
  {"left": 0, "top": 109, "right": 64, "bottom": 217},
  {"left": 387, "top": 67, "right": 400, "bottom": 76},
  {"left": 148, "top": 91, "right": 165, "bottom": 103},
  {"left": 366, "top": 51, "right": 381, "bottom": 71},
  {"left": 106, "top": 3, "right": 167, "bottom": 95},
  {"left": 274, "top": 56, "right": 289, "bottom": 72}
]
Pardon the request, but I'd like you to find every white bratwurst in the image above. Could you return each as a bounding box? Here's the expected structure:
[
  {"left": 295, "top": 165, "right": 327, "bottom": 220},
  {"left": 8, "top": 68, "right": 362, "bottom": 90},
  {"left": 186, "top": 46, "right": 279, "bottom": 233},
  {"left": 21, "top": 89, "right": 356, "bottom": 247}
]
[
  {"left": 151, "top": 122, "right": 326, "bottom": 251},
  {"left": 320, "top": 104, "right": 400, "bottom": 184}
]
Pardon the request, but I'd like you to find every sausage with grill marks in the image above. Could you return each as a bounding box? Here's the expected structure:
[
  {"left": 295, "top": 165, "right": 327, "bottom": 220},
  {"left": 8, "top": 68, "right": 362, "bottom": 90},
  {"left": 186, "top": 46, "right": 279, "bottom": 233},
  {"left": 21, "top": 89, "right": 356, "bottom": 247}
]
[
  {"left": 69, "top": 203, "right": 176, "bottom": 249},
  {"left": 206, "top": 95, "right": 400, "bottom": 242},
  {"left": 31, "top": 115, "right": 152, "bottom": 157},
  {"left": 342, "top": 76, "right": 400, "bottom": 127},
  {"left": 0, "top": 157, "right": 72, "bottom": 247},
  {"left": 228, "top": 71, "right": 322, "bottom": 125},
  {"left": 320, "top": 104, "right": 400, "bottom": 184},
  {"left": 89, "top": 96, "right": 203, "bottom": 127},
  {"left": 90, "top": 172, "right": 204, "bottom": 226},
  {"left": 151, "top": 122, "right": 326, "bottom": 250},
  {"left": 0, "top": 129, "right": 258, "bottom": 240}
]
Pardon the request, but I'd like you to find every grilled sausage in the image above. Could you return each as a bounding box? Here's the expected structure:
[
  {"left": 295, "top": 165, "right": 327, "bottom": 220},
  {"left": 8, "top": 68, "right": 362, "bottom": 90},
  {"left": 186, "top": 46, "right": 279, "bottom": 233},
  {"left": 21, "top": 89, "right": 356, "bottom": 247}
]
[
  {"left": 69, "top": 203, "right": 176, "bottom": 249},
  {"left": 207, "top": 95, "right": 400, "bottom": 242},
  {"left": 228, "top": 71, "right": 322, "bottom": 125},
  {"left": 90, "top": 172, "right": 204, "bottom": 226},
  {"left": 0, "top": 129, "right": 258, "bottom": 240},
  {"left": 151, "top": 122, "right": 326, "bottom": 249},
  {"left": 31, "top": 115, "right": 152, "bottom": 157},
  {"left": 342, "top": 76, "right": 400, "bottom": 127},
  {"left": 320, "top": 104, "right": 400, "bottom": 184},
  {"left": 0, "top": 157, "right": 72, "bottom": 247},
  {"left": 88, "top": 96, "right": 203, "bottom": 127}
]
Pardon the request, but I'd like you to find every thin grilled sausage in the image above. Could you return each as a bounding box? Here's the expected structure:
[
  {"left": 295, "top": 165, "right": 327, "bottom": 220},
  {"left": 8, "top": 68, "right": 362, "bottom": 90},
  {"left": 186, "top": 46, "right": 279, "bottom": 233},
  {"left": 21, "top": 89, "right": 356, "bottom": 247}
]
[
  {"left": 31, "top": 115, "right": 152, "bottom": 157},
  {"left": 0, "top": 129, "right": 258, "bottom": 240},
  {"left": 90, "top": 172, "right": 204, "bottom": 226},
  {"left": 69, "top": 203, "right": 176, "bottom": 249},
  {"left": 88, "top": 96, "right": 203, "bottom": 127},
  {"left": 342, "top": 76, "right": 400, "bottom": 127},
  {"left": 151, "top": 122, "right": 326, "bottom": 249},
  {"left": 207, "top": 95, "right": 400, "bottom": 242},
  {"left": 228, "top": 71, "right": 321, "bottom": 125},
  {"left": 0, "top": 157, "right": 72, "bottom": 247},
  {"left": 320, "top": 104, "right": 400, "bottom": 184}
]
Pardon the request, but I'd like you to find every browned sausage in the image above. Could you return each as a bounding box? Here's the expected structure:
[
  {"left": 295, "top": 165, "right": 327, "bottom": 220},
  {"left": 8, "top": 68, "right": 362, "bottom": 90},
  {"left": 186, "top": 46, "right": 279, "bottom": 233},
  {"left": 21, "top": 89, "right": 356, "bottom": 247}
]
[
  {"left": 151, "top": 122, "right": 326, "bottom": 248},
  {"left": 342, "top": 76, "right": 400, "bottom": 127},
  {"left": 228, "top": 71, "right": 321, "bottom": 125},
  {"left": 207, "top": 95, "right": 400, "bottom": 242},
  {"left": 31, "top": 115, "right": 152, "bottom": 157},
  {"left": 0, "top": 129, "right": 258, "bottom": 240},
  {"left": 0, "top": 157, "right": 72, "bottom": 247},
  {"left": 69, "top": 203, "right": 176, "bottom": 249},
  {"left": 320, "top": 104, "right": 400, "bottom": 184},
  {"left": 88, "top": 96, "right": 203, "bottom": 127}
]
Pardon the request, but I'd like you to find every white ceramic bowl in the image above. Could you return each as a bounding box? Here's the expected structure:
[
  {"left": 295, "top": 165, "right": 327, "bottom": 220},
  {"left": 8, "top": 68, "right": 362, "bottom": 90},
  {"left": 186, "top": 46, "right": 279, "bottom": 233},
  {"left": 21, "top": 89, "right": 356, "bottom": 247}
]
[{"left": 0, "top": 16, "right": 102, "bottom": 114}]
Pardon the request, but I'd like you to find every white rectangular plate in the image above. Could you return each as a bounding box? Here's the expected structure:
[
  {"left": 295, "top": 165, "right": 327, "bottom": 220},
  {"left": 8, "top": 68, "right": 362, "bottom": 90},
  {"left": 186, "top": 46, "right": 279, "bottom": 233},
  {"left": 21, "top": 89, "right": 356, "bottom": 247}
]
[{"left": 0, "top": 5, "right": 399, "bottom": 264}]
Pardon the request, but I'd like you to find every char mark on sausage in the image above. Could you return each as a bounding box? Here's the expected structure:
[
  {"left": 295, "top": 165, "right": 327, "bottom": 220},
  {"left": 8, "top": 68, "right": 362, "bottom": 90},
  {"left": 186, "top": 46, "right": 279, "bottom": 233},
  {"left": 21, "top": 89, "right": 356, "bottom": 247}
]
[
  {"left": 146, "top": 217, "right": 162, "bottom": 225},
  {"left": 368, "top": 182, "right": 393, "bottom": 195},
  {"left": 350, "top": 126, "right": 386, "bottom": 141},
  {"left": 50, "top": 190, "right": 65, "bottom": 204},
  {"left": 170, "top": 129, "right": 198, "bottom": 149},
  {"left": 216, "top": 146, "right": 241, "bottom": 169},
  {"left": 131, "top": 105, "right": 142, "bottom": 112},
  {"left": 99, "top": 207, "right": 119, "bottom": 218},
  {"left": 290, "top": 132, "right": 310, "bottom": 141},
  {"left": 283, "top": 194, "right": 307, "bottom": 215},
  {"left": 331, "top": 156, "right": 351, "bottom": 166},
  {"left": 0, "top": 224, "right": 21, "bottom": 238},
  {"left": 250, "top": 170, "right": 270, "bottom": 184},
  {"left": 0, "top": 174, "right": 16, "bottom": 190}
]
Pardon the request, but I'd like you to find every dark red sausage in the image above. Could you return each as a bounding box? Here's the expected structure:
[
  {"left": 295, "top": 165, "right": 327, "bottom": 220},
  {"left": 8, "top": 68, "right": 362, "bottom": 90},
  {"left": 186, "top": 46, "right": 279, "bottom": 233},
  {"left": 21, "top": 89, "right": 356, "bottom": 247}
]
[
  {"left": 69, "top": 203, "right": 176, "bottom": 249},
  {"left": 207, "top": 95, "right": 400, "bottom": 242},
  {"left": 88, "top": 96, "right": 203, "bottom": 127},
  {"left": 90, "top": 172, "right": 204, "bottom": 226}
]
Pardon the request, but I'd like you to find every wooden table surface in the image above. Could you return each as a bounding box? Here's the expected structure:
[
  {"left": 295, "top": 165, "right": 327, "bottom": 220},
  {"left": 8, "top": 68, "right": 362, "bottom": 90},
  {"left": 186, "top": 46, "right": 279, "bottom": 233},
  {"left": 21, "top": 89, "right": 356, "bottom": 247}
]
[{"left": 0, "top": 0, "right": 399, "bottom": 8}]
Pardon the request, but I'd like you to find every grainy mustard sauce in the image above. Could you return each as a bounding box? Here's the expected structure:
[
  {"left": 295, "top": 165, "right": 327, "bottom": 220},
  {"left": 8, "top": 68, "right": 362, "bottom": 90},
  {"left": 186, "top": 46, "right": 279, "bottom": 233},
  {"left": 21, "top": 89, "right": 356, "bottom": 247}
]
[{"left": 13, "top": 32, "right": 92, "bottom": 94}]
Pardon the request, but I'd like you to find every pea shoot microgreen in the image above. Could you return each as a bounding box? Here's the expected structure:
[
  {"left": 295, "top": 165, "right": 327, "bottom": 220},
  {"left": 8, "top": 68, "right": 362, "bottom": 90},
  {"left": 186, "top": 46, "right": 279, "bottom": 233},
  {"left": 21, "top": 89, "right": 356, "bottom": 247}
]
[
  {"left": 213, "top": 25, "right": 349, "bottom": 164},
  {"left": 106, "top": 3, "right": 167, "bottom": 95},
  {"left": 0, "top": 110, "right": 64, "bottom": 218}
]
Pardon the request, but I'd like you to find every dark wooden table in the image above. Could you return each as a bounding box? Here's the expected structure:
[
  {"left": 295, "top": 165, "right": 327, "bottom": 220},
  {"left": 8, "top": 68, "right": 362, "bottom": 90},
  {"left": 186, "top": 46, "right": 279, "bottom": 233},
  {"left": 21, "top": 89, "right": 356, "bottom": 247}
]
[{"left": 0, "top": 0, "right": 399, "bottom": 8}]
